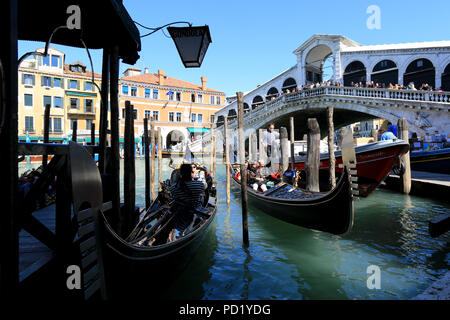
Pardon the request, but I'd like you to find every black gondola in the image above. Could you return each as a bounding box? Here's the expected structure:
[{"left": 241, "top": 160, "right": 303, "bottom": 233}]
[
  {"left": 230, "top": 165, "right": 354, "bottom": 235},
  {"left": 101, "top": 164, "right": 217, "bottom": 299}
]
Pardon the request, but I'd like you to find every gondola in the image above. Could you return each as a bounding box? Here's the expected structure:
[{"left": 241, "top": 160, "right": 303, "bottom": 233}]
[
  {"left": 100, "top": 164, "right": 217, "bottom": 299},
  {"left": 230, "top": 165, "right": 354, "bottom": 235}
]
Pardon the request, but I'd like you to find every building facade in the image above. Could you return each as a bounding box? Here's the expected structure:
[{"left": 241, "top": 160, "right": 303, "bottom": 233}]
[
  {"left": 18, "top": 47, "right": 101, "bottom": 143},
  {"left": 118, "top": 68, "right": 225, "bottom": 150}
]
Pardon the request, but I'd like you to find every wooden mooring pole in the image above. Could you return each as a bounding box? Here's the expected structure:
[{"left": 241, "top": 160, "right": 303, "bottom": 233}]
[
  {"left": 150, "top": 118, "right": 156, "bottom": 202},
  {"left": 210, "top": 124, "right": 215, "bottom": 174},
  {"left": 157, "top": 127, "right": 163, "bottom": 191},
  {"left": 289, "top": 117, "right": 295, "bottom": 172},
  {"left": 280, "top": 127, "right": 289, "bottom": 179},
  {"left": 124, "top": 101, "right": 136, "bottom": 235},
  {"left": 144, "top": 118, "right": 150, "bottom": 210},
  {"left": 398, "top": 118, "right": 411, "bottom": 194},
  {"left": 90, "top": 122, "right": 95, "bottom": 145},
  {"left": 98, "top": 48, "right": 110, "bottom": 174},
  {"left": 72, "top": 120, "right": 77, "bottom": 142},
  {"left": 42, "top": 103, "right": 50, "bottom": 167},
  {"left": 306, "top": 118, "right": 320, "bottom": 192},
  {"left": 224, "top": 116, "right": 231, "bottom": 206},
  {"left": 327, "top": 107, "right": 336, "bottom": 189},
  {"left": 237, "top": 92, "right": 249, "bottom": 246}
]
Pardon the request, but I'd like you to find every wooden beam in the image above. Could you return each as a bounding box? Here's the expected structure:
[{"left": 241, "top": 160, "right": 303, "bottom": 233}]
[
  {"left": 306, "top": 118, "right": 320, "bottom": 192},
  {"left": 42, "top": 104, "right": 50, "bottom": 167},
  {"left": 72, "top": 120, "right": 77, "bottom": 142},
  {"left": 98, "top": 48, "right": 110, "bottom": 174},
  {"left": 289, "top": 117, "right": 295, "bottom": 172},
  {"left": 144, "top": 118, "right": 150, "bottom": 210},
  {"left": 90, "top": 122, "right": 95, "bottom": 146},
  {"left": 237, "top": 92, "right": 249, "bottom": 246},
  {"left": 224, "top": 116, "right": 230, "bottom": 206},
  {"left": 327, "top": 107, "right": 336, "bottom": 189},
  {"left": 124, "top": 101, "right": 136, "bottom": 236},
  {"left": 150, "top": 118, "right": 156, "bottom": 202},
  {"left": 398, "top": 118, "right": 411, "bottom": 194},
  {"left": 157, "top": 127, "right": 162, "bottom": 191}
]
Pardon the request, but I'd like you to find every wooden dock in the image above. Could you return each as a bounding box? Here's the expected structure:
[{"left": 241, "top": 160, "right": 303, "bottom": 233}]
[{"left": 382, "top": 170, "right": 450, "bottom": 202}]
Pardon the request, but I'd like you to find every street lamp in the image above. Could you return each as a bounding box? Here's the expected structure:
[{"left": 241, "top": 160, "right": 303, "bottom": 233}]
[{"left": 167, "top": 25, "right": 212, "bottom": 68}]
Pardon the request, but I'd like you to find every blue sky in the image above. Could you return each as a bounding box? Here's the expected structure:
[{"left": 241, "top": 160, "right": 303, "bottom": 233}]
[{"left": 18, "top": 0, "right": 450, "bottom": 97}]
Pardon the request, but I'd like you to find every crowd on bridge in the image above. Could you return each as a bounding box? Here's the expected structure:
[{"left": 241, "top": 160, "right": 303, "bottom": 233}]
[{"left": 349, "top": 81, "right": 441, "bottom": 91}]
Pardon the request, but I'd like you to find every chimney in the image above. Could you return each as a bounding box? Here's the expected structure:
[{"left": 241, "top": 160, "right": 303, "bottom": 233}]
[
  {"left": 158, "top": 69, "right": 165, "bottom": 85},
  {"left": 144, "top": 67, "right": 149, "bottom": 74},
  {"left": 201, "top": 76, "right": 207, "bottom": 90}
]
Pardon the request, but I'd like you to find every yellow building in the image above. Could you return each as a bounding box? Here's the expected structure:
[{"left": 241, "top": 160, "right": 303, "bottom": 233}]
[
  {"left": 18, "top": 47, "right": 102, "bottom": 143},
  {"left": 118, "top": 68, "right": 225, "bottom": 150}
]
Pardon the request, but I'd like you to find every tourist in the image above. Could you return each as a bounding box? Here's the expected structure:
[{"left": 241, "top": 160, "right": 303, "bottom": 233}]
[
  {"left": 248, "top": 162, "right": 267, "bottom": 192},
  {"left": 387, "top": 121, "right": 398, "bottom": 137},
  {"left": 381, "top": 127, "right": 397, "bottom": 140}
]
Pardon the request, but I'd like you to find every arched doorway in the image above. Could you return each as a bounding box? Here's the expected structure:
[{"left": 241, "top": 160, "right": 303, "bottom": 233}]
[
  {"left": 281, "top": 78, "right": 297, "bottom": 93},
  {"left": 441, "top": 63, "right": 450, "bottom": 91},
  {"left": 305, "top": 44, "right": 333, "bottom": 84},
  {"left": 251, "top": 96, "right": 264, "bottom": 109},
  {"left": 343, "top": 61, "right": 366, "bottom": 86},
  {"left": 266, "top": 87, "right": 279, "bottom": 101},
  {"left": 166, "top": 130, "right": 185, "bottom": 151},
  {"left": 216, "top": 115, "right": 224, "bottom": 126},
  {"left": 403, "top": 58, "right": 435, "bottom": 89},
  {"left": 228, "top": 109, "right": 237, "bottom": 120},
  {"left": 371, "top": 60, "right": 398, "bottom": 87},
  {"left": 243, "top": 103, "right": 250, "bottom": 114}
]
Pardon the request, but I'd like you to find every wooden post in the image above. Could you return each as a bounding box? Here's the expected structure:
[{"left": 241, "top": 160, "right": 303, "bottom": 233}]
[
  {"left": 280, "top": 127, "right": 289, "bottom": 176},
  {"left": 237, "top": 92, "right": 249, "bottom": 246},
  {"left": 0, "top": 0, "right": 19, "bottom": 296},
  {"left": 42, "top": 103, "right": 50, "bottom": 167},
  {"left": 72, "top": 120, "right": 77, "bottom": 142},
  {"left": 306, "top": 118, "right": 320, "bottom": 192},
  {"left": 289, "top": 117, "right": 295, "bottom": 171},
  {"left": 371, "top": 128, "right": 378, "bottom": 142},
  {"left": 144, "top": 118, "right": 150, "bottom": 210},
  {"left": 123, "top": 101, "right": 136, "bottom": 236},
  {"left": 157, "top": 127, "right": 163, "bottom": 191},
  {"left": 109, "top": 45, "right": 121, "bottom": 233},
  {"left": 150, "top": 118, "right": 156, "bottom": 202},
  {"left": 224, "top": 116, "right": 231, "bottom": 206},
  {"left": 90, "top": 122, "right": 95, "bottom": 145},
  {"left": 98, "top": 48, "right": 110, "bottom": 174},
  {"left": 210, "top": 125, "right": 215, "bottom": 172},
  {"left": 259, "top": 128, "right": 266, "bottom": 164},
  {"left": 327, "top": 107, "right": 336, "bottom": 189},
  {"left": 398, "top": 118, "right": 411, "bottom": 194}
]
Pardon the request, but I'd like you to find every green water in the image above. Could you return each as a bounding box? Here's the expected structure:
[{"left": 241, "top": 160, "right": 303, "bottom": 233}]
[{"left": 19, "top": 158, "right": 450, "bottom": 299}]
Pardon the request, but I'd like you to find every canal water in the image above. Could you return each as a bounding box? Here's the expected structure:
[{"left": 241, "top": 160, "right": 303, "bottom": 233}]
[{"left": 19, "top": 158, "right": 450, "bottom": 299}]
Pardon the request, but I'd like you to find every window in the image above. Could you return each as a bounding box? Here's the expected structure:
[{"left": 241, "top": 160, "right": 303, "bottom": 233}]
[
  {"left": 153, "top": 89, "right": 158, "bottom": 99},
  {"left": 152, "top": 111, "right": 159, "bottom": 121},
  {"left": 51, "top": 55, "right": 60, "bottom": 67},
  {"left": 86, "top": 119, "right": 93, "bottom": 131},
  {"left": 169, "top": 112, "right": 174, "bottom": 122},
  {"left": 70, "top": 119, "right": 78, "bottom": 130},
  {"left": 198, "top": 114, "right": 203, "bottom": 123},
  {"left": 85, "top": 81, "right": 93, "bottom": 91},
  {"left": 70, "top": 79, "right": 78, "bottom": 89},
  {"left": 216, "top": 96, "right": 221, "bottom": 105},
  {"left": 53, "top": 78, "right": 62, "bottom": 88},
  {"left": 144, "top": 110, "right": 151, "bottom": 119},
  {"left": 25, "top": 116, "right": 34, "bottom": 131},
  {"left": 42, "top": 76, "right": 52, "bottom": 87},
  {"left": 176, "top": 92, "right": 181, "bottom": 101},
  {"left": 43, "top": 96, "right": 52, "bottom": 108},
  {"left": 23, "top": 74, "right": 35, "bottom": 86},
  {"left": 168, "top": 90, "right": 174, "bottom": 100},
  {"left": 24, "top": 94, "right": 33, "bottom": 107},
  {"left": 417, "top": 60, "right": 423, "bottom": 67},
  {"left": 210, "top": 115, "right": 215, "bottom": 123},
  {"left": 176, "top": 112, "right": 182, "bottom": 122},
  {"left": 197, "top": 94, "right": 203, "bottom": 103},
  {"left": 145, "top": 88, "right": 150, "bottom": 98},
  {"left": 54, "top": 96, "right": 62, "bottom": 108},
  {"left": 84, "top": 99, "right": 93, "bottom": 113},
  {"left": 210, "top": 96, "right": 215, "bottom": 104},
  {"left": 70, "top": 98, "right": 79, "bottom": 109},
  {"left": 191, "top": 93, "right": 195, "bottom": 103},
  {"left": 53, "top": 118, "right": 62, "bottom": 133},
  {"left": 42, "top": 55, "right": 50, "bottom": 66},
  {"left": 131, "top": 87, "right": 137, "bottom": 96},
  {"left": 122, "top": 85, "right": 129, "bottom": 95},
  {"left": 191, "top": 113, "right": 196, "bottom": 122}
]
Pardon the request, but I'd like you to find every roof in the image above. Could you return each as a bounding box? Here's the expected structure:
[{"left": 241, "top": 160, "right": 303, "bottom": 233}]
[
  {"left": 120, "top": 73, "right": 225, "bottom": 94},
  {"left": 17, "top": 0, "right": 141, "bottom": 64},
  {"left": 64, "top": 64, "right": 102, "bottom": 80},
  {"left": 293, "top": 34, "right": 361, "bottom": 54},
  {"left": 341, "top": 40, "right": 450, "bottom": 53}
]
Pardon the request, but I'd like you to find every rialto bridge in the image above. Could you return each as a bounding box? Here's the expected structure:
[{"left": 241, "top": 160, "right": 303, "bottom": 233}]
[{"left": 206, "top": 34, "right": 450, "bottom": 144}]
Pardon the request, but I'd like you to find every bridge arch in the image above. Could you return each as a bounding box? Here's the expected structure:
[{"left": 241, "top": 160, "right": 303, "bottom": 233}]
[
  {"left": 281, "top": 78, "right": 297, "bottom": 93},
  {"left": 216, "top": 115, "right": 224, "bottom": 126},
  {"left": 266, "top": 87, "right": 279, "bottom": 101},
  {"left": 304, "top": 44, "right": 333, "bottom": 84},
  {"left": 251, "top": 95, "right": 264, "bottom": 109},
  {"left": 441, "top": 63, "right": 450, "bottom": 91},
  {"left": 343, "top": 60, "right": 366, "bottom": 86},
  {"left": 166, "top": 129, "right": 186, "bottom": 149},
  {"left": 403, "top": 58, "right": 435, "bottom": 89},
  {"left": 244, "top": 103, "right": 250, "bottom": 114},
  {"left": 228, "top": 108, "right": 237, "bottom": 120},
  {"left": 371, "top": 59, "right": 398, "bottom": 87}
]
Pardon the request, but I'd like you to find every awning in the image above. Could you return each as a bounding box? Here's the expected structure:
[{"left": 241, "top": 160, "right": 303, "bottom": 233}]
[{"left": 187, "top": 127, "right": 210, "bottom": 133}]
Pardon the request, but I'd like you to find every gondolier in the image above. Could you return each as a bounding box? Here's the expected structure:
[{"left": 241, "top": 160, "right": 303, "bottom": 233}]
[{"left": 262, "top": 123, "right": 279, "bottom": 158}]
